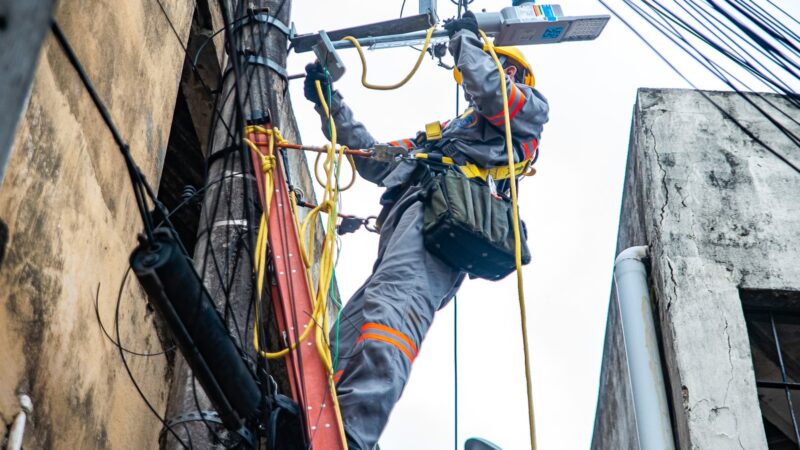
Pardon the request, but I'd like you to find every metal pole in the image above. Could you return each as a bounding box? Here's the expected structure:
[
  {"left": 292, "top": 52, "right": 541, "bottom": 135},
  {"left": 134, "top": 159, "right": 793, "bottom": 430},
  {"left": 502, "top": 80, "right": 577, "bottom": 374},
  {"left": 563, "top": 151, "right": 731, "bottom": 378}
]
[{"left": 162, "top": 0, "right": 292, "bottom": 447}]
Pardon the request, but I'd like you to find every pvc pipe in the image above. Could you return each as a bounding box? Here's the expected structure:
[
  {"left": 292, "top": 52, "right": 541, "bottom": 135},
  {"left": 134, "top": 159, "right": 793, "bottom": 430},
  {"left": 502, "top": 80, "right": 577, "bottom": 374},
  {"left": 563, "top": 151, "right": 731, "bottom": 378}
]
[
  {"left": 614, "top": 246, "right": 675, "bottom": 450},
  {"left": 6, "top": 395, "right": 32, "bottom": 450}
]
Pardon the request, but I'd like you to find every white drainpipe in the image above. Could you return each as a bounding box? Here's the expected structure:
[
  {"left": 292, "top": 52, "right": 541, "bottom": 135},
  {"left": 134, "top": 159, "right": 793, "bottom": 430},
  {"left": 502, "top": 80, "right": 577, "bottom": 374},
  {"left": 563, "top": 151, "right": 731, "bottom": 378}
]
[
  {"left": 6, "top": 395, "right": 32, "bottom": 450},
  {"left": 614, "top": 246, "right": 675, "bottom": 450}
]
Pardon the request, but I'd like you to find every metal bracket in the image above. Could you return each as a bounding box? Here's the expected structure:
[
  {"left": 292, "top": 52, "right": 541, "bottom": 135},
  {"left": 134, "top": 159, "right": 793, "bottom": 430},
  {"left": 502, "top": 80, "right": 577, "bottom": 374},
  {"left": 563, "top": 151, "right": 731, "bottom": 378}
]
[
  {"left": 243, "top": 54, "right": 289, "bottom": 81},
  {"left": 313, "top": 30, "right": 346, "bottom": 82},
  {"left": 419, "top": 0, "right": 438, "bottom": 22}
]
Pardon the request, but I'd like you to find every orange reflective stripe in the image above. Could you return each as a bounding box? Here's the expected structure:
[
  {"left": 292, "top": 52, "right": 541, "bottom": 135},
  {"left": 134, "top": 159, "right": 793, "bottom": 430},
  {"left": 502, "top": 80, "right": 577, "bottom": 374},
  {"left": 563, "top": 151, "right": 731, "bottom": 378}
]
[
  {"left": 507, "top": 90, "right": 526, "bottom": 121},
  {"left": 361, "top": 323, "right": 418, "bottom": 353},
  {"left": 488, "top": 84, "right": 526, "bottom": 126},
  {"left": 389, "top": 141, "right": 400, "bottom": 147},
  {"left": 487, "top": 84, "right": 518, "bottom": 122},
  {"left": 357, "top": 333, "right": 415, "bottom": 362},
  {"left": 402, "top": 139, "right": 414, "bottom": 149},
  {"left": 522, "top": 142, "right": 531, "bottom": 160}
]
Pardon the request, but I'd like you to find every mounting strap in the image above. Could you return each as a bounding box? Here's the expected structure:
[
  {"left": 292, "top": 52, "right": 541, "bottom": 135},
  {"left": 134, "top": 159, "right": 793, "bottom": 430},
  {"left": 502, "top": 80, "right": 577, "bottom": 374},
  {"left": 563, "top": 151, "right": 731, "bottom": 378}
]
[
  {"left": 234, "top": 13, "right": 292, "bottom": 38},
  {"left": 242, "top": 54, "right": 289, "bottom": 81}
]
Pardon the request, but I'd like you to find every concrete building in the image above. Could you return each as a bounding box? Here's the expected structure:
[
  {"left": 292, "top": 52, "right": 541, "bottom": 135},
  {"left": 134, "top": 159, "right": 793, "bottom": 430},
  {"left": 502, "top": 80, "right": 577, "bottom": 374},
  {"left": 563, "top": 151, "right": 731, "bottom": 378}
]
[
  {"left": 0, "top": 1, "right": 313, "bottom": 448},
  {"left": 592, "top": 89, "right": 800, "bottom": 449}
]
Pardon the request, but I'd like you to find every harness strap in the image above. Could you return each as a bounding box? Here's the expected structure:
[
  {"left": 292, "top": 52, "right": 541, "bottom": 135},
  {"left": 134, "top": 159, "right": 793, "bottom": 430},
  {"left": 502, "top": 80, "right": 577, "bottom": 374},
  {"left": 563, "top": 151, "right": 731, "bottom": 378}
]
[{"left": 414, "top": 153, "right": 530, "bottom": 182}]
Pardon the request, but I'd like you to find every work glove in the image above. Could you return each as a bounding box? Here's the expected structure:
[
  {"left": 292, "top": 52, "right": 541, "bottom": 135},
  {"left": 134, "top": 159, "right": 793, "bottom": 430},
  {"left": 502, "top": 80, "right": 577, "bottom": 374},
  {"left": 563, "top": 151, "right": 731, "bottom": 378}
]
[
  {"left": 303, "top": 62, "right": 332, "bottom": 106},
  {"left": 444, "top": 11, "right": 479, "bottom": 38}
]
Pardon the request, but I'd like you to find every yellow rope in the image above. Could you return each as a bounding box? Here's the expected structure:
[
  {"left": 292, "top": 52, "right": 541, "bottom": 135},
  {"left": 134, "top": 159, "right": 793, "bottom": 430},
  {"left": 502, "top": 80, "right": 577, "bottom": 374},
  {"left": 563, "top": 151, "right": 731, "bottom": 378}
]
[
  {"left": 343, "top": 26, "right": 436, "bottom": 91},
  {"left": 246, "top": 116, "right": 349, "bottom": 447},
  {"left": 314, "top": 152, "right": 357, "bottom": 191},
  {"left": 245, "top": 126, "right": 318, "bottom": 360},
  {"left": 480, "top": 30, "right": 538, "bottom": 450}
]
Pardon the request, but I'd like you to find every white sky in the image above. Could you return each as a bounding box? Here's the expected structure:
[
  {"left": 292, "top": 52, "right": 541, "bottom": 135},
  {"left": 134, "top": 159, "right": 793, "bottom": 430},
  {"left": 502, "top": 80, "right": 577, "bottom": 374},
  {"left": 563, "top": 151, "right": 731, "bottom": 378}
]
[{"left": 283, "top": 1, "right": 791, "bottom": 449}]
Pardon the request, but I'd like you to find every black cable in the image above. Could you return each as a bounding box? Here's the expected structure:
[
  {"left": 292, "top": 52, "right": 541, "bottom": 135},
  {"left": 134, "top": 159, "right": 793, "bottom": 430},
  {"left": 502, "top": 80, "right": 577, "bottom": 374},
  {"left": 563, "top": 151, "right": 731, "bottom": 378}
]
[
  {"left": 637, "top": 0, "right": 800, "bottom": 123},
  {"left": 114, "top": 268, "right": 193, "bottom": 450},
  {"left": 51, "top": 21, "right": 157, "bottom": 243},
  {"left": 95, "top": 282, "right": 175, "bottom": 357},
  {"left": 453, "top": 295, "right": 458, "bottom": 450},
  {"left": 599, "top": 0, "right": 800, "bottom": 175},
  {"left": 648, "top": 0, "right": 800, "bottom": 129},
  {"left": 190, "top": 375, "right": 230, "bottom": 447}
]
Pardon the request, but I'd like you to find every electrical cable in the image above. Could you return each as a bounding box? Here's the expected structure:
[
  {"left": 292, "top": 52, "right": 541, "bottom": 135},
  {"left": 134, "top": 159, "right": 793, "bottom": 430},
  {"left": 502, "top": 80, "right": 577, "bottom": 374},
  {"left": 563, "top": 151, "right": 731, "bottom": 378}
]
[
  {"left": 50, "top": 21, "right": 157, "bottom": 244},
  {"left": 343, "top": 26, "right": 436, "bottom": 90},
  {"left": 95, "top": 282, "right": 175, "bottom": 357},
  {"left": 453, "top": 295, "right": 458, "bottom": 450},
  {"left": 114, "top": 268, "right": 193, "bottom": 450},
  {"left": 599, "top": 0, "right": 800, "bottom": 175}
]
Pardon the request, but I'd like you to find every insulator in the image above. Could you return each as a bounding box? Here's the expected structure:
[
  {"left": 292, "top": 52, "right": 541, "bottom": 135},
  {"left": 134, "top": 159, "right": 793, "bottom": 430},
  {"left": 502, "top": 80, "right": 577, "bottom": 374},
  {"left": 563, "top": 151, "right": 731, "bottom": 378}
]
[{"left": 181, "top": 185, "right": 198, "bottom": 204}]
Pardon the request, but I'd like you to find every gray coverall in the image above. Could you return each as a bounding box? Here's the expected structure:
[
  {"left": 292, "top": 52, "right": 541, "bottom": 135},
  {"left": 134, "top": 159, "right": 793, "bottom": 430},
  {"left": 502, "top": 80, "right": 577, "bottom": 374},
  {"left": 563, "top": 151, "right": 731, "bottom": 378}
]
[{"left": 313, "top": 30, "right": 549, "bottom": 449}]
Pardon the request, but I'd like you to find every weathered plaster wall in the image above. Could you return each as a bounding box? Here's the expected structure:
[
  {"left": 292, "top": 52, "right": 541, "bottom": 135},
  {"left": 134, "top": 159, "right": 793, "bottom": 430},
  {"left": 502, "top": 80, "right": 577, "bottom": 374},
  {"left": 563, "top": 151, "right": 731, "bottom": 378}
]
[
  {"left": 0, "top": 1, "right": 193, "bottom": 448},
  {"left": 593, "top": 88, "right": 800, "bottom": 449}
]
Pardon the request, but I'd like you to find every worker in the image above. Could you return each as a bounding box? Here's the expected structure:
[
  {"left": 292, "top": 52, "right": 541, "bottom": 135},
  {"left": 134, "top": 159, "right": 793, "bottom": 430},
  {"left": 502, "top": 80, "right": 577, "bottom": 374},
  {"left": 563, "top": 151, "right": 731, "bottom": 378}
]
[{"left": 303, "top": 11, "right": 549, "bottom": 449}]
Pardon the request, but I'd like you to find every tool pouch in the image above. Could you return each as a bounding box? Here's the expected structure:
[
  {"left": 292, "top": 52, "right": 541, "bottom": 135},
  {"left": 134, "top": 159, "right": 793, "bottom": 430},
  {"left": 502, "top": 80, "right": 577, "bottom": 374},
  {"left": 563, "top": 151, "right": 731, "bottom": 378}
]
[{"left": 422, "top": 168, "right": 531, "bottom": 281}]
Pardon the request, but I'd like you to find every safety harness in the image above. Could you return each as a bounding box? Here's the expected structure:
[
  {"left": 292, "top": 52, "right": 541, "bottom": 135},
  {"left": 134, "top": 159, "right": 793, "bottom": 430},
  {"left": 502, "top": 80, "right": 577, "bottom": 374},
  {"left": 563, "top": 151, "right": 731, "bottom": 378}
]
[{"left": 389, "top": 111, "right": 539, "bottom": 184}]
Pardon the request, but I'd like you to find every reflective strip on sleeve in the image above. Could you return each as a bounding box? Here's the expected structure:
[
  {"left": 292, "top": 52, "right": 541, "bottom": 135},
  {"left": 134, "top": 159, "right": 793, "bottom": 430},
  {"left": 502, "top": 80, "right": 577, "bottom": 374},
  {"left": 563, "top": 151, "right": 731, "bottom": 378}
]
[
  {"left": 357, "top": 323, "right": 418, "bottom": 362},
  {"left": 486, "top": 84, "right": 526, "bottom": 126},
  {"left": 388, "top": 139, "right": 415, "bottom": 149}
]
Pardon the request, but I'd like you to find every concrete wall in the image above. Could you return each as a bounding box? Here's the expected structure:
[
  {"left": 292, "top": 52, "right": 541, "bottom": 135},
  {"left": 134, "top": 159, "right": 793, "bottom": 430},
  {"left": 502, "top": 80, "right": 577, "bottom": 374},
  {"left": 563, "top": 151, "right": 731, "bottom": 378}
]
[
  {"left": 0, "top": 2, "right": 193, "bottom": 448},
  {"left": 593, "top": 89, "right": 800, "bottom": 449}
]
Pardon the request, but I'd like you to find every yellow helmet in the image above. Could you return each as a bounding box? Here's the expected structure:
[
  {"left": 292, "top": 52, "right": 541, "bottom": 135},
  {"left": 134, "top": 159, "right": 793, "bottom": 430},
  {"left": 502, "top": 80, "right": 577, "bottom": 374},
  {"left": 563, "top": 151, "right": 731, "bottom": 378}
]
[{"left": 453, "top": 44, "right": 535, "bottom": 87}]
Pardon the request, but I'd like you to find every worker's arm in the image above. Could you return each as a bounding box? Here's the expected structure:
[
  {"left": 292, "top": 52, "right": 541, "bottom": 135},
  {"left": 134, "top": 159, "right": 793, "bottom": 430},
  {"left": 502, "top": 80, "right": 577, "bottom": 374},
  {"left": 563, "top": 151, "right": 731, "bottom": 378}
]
[
  {"left": 448, "top": 30, "right": 549, "bottom": 140},
  {"left": 305, "top": 64, "right": 394, "bottom": 185},
  {"left": 313, "top": 92, "right": 396, "bottom": 185}
]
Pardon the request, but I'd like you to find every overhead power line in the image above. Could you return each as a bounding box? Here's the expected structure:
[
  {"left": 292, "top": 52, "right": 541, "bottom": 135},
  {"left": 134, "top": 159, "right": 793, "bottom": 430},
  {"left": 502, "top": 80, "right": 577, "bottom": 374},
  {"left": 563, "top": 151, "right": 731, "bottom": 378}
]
[{"left": 599, "top": 0, "right": 800, "bottom": 175}]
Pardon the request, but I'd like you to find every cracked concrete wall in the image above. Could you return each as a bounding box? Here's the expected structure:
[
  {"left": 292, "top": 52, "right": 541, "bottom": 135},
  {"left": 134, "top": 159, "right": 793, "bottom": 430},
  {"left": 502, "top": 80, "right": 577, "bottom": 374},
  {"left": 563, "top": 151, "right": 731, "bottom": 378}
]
[
  {"left": 593, "top": 88, "right": 800, "bottom": 449},
  {"left": 0, "top": 1, "right": 193, "bottom": 448}
]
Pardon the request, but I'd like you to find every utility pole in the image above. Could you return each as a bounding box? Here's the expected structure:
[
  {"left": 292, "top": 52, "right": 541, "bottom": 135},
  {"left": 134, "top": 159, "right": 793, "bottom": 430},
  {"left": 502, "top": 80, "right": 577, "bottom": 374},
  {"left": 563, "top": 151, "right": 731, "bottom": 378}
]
[
  {"left": 0, "top": 0, "right": 56, "bottom": 186},
  {"left": 162, "top": 1, "right": 296, "bottom": 448}
]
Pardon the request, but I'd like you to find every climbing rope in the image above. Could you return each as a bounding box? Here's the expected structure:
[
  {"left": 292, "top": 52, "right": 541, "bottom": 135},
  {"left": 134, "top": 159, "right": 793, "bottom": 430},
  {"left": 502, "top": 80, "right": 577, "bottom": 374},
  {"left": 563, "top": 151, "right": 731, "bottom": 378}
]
[
  {"left": 310, "top": 78, "right": 350, "bottom": 448},
  {"left": 245, "top": 126, "right": 318, "bottom": 360},
  {"left": 245, "top": 100, "right": 349, "bottom": 447},
  {"left": 480, "top": 29, "right": 538, "bottom": 450}
]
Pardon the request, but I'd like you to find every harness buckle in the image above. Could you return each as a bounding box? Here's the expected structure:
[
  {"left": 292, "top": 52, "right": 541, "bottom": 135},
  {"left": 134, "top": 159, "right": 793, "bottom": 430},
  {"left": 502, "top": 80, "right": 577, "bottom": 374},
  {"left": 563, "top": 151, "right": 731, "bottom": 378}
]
[{"left": 424, "top": 121, "right": 443, "bottom": 141}]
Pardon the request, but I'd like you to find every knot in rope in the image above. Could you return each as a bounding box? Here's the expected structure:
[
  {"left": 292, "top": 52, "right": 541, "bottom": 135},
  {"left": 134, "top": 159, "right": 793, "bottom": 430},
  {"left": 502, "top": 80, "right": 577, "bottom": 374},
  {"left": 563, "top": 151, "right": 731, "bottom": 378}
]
[{"left": 260, "top": 154, "right": 276, "bottom": 173}]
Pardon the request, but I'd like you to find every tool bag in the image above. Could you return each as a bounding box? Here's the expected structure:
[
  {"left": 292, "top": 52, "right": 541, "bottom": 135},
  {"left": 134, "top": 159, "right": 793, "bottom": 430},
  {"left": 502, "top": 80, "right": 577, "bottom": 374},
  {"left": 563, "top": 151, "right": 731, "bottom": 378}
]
[{"left": 422, "top": 167, "right": 531, "bottom": 281}]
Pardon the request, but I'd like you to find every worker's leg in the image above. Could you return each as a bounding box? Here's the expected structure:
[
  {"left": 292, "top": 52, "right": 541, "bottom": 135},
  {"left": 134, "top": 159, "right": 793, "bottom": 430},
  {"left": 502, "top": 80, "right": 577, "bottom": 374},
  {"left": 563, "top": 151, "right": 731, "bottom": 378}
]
[{"left": 333, "top": 201, "right": 463, "bottom": 449}]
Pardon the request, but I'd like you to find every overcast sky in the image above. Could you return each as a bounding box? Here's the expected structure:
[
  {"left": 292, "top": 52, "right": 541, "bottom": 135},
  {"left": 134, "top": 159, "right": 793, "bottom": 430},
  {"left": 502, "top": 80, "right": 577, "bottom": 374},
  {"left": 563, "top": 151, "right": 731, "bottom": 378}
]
[{"left": 283, "top": 1, "right": 768, "bottom": 449}]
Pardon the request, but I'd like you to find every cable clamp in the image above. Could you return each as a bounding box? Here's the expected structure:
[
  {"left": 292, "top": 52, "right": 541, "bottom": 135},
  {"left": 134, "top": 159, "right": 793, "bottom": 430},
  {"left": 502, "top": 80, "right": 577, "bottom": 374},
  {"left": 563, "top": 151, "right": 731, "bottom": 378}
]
[
  {"left": 234, "top": 13, "right": 293, "bottom": 38},
  {"left": 164, "top": 410, "right": 223, "bottom": 429},
  {"left": 243, "top": 54, "right": 289, "bottom": 81},
  {"left": 162, "top": 410, "right": 255, "bottom": 447}
]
